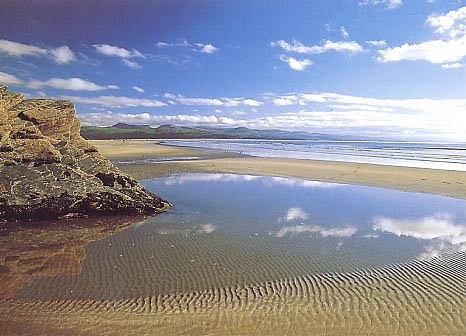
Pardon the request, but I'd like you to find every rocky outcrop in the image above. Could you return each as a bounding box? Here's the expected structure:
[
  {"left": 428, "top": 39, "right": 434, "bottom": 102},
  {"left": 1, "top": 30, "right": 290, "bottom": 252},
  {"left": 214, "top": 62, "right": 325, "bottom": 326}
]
[{"left": 0, "top": 85, "right": 170, "bottom": 220}]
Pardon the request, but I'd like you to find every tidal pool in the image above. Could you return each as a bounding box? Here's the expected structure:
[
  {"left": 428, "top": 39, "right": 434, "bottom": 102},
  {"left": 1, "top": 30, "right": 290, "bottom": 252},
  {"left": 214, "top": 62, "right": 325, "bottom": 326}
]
[
  {"left": 12, "top": 173, "right": 466, "bottom": 301},
  {"left": 3, "top": 173, "right": 466, "bottom": 335}
]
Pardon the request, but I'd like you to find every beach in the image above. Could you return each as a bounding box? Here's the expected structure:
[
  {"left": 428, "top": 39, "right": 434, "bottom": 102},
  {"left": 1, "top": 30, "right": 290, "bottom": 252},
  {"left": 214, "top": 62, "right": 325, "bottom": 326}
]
[{"left": 92, "top": 139, "right": 466, "bottom": 200}]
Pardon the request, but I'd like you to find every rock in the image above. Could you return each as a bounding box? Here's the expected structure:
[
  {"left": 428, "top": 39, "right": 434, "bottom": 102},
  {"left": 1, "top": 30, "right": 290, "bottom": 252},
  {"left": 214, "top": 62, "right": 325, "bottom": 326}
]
[{"left": 0, "top": 85, "right": 170, "bottom": 221}]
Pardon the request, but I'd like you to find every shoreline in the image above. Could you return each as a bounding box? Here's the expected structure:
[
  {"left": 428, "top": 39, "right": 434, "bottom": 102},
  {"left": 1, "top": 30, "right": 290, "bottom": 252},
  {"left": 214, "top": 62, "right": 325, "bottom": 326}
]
[{"left": 90, "top": 140, "right": 466, "bottom": 200}]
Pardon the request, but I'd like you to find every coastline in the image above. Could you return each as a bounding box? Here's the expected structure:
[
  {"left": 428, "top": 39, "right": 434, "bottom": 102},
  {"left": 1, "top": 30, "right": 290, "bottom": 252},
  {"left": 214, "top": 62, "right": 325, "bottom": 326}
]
[{"left": 91, "top": 139, "right": 466, "bottom": 200}]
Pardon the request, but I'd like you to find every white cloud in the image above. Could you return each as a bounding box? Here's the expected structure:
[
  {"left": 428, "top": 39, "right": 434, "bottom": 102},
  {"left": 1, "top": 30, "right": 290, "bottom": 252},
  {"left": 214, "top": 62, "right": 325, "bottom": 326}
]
[
  {"left": 0, "top": 39, "right": 47, "bottom": 57},
  {"left": 366, "top": 40, "right": 387, "bottom": 47},
  {"left": 378, "top": 6, "right": 466, "bottom": 66},
  {"left": 132, "top": 86, "right": 145, "bottom": 93},
  {"left": 50, "top": 46, "right": 76, "bottom": 64},
  {"left": 441, "top": 62, "right": 464, "bottom": 69},
  {"left": 426, "top": 5, "right": 466, "bottom": 38},
  {"left": 340, "top": 26, "right": 349, "bottom": 39},
  {"left": 279, "top": 55, "right": 312, "bottom": 71},
  {"left": 273, "top": 224, "right": 358, "bottom": 238},
  {"left": 0, "top": 39, "right": 77, "bottom": 64},
  {"left": 75, "top": 88, "right": 466, "bottom": 141},
  {"left": 272, "top": 39, "right": 363, "bottom": 54},
  {"left": 92, "top": 44, "right": 144, "bottom": 59},
  {"left": 79, "top": 111, "right": 235, "bottom": 126},
  {"left": 282, "top": 207, "right": 309, "bottom": 222},
  {"left": 27, "top": 77, "right": 119, "bottom": 91},
  {"left": 164, "top": 94, "right": 263, "bottom": 107},
  {"left": 252, "top": 91, "right": 466, "bottom": 140},
  {"left": 242, "top": 98, "right": 263, "bottom": 107},
  {"left": 170, "top": 95, "right": 224, "bottom": 106},
  {"left": 156, "top": 41, "right": 170, "bottom": 47},
  {"left": 197, "top": 43, "right": 218, "bottom": 54},
  {"left": 359, "top": 0, "right": 403, "bottom": 10},
  {"left": 123, "top": 59, "right": 142, "bottom": 69},
  {"left": 156, "top": 40, "right": 218, "bottom": 54},
  {"left": 0, "top": 71, "right": 25, "bottom": 85},
  {"left": 66, "top": 95, "right": 166, "bottom": 108},
  {"left": 378, "top": 35, "right": 466, "bottom": 64}
]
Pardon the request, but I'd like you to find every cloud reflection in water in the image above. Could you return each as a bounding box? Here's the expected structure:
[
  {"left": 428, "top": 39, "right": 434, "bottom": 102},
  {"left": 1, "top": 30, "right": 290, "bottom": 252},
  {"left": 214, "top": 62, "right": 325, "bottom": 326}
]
[{"left": 373, "top": 214, "right": 466, "bottom": 259}]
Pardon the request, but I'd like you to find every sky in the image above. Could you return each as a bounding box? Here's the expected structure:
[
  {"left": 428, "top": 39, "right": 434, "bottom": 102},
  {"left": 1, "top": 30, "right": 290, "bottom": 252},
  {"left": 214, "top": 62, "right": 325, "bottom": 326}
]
[{"left": 1, "top": 0, "right": 466, "bottom": 141}]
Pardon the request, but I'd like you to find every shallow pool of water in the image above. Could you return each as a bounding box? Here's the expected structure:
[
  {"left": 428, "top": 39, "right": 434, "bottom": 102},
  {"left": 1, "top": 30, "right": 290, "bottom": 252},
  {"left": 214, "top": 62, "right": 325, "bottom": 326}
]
[{"left": 12, "top": 173, "right": 466, "bottom": 302}]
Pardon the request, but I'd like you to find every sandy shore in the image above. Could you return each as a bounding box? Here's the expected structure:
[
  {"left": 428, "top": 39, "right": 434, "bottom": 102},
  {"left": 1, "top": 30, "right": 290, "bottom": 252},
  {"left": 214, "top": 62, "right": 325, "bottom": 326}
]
[
  {"left": 89, "top": 139, "right": 210, "bottom": 159},
  {"left": 91, "top": 140, "right": 466, "bottom": 200}
]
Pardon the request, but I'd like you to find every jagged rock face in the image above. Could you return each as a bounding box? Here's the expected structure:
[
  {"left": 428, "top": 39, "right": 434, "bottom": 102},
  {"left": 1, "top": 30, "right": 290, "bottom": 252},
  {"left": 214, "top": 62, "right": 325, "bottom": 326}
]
[{"left": 0, "top": 85, "right": 170, "bottom": 220}]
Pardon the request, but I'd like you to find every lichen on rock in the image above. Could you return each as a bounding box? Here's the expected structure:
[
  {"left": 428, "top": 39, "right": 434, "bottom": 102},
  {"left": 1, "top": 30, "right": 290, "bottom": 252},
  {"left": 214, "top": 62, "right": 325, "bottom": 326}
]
[{"left": 0, "top": 85, "right": 170, "bottom": 221}]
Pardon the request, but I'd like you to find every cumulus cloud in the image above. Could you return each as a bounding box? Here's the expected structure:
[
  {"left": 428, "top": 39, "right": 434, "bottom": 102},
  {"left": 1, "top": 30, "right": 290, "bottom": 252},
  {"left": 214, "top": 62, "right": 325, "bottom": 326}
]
[
  {"left": 66, "top": 95, "right": 166, "bottom": 108},
  {"left": 196, "top": 43, "right": 218, "bottom": 54},
  {"left": 27, "top": 77, "right": 119, "bottom": 91},
  {"left": 132, "top": 86, "right": 145, "bottom": 93},
  {"left": 359, "top": 0, "right": 403, "bottom": 10},
  {"left": 0, "top": 71, "right": 25, "bottom": 85},
  {"left": 271, "top": 39, "right": 363, "bottom": 54},
  {"left": 282, "top": 207, "right": 309, "bottom": 222},
  {"left": 378, "top": 35, "right": 466, "bottom": 64},
  {"left": 426, "top": 5, "right": 466, "bottom": 38},
  {"left": 279, "top": 55, "right": 312, "bottom": 71},
  {"left": 0, "top": 39, "right": 76, "bottom": 64},
  {"left": 49, "top": 46, "right": 76, "bottom": 64},
  {"left": 378, "top": 6, "right": 466, "bottom": 66},
  {"left": 273, "top": 224, "right": 358, "bottom": 238}
]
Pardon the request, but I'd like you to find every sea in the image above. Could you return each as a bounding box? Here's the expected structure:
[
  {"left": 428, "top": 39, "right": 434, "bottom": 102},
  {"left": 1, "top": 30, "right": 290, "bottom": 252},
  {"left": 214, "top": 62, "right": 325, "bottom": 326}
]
[{"left": 162, "top": 139, "right": 466, "bottom": 171}]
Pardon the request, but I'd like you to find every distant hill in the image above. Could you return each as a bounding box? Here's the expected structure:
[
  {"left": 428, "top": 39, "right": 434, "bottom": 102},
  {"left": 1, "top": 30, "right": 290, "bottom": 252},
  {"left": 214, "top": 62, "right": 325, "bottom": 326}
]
[
  {"left": 80, "top": 123, "right": 345, "bottom": 140},
  {"left": 112, "top": 123, "right": 152, "bottom": 129}
]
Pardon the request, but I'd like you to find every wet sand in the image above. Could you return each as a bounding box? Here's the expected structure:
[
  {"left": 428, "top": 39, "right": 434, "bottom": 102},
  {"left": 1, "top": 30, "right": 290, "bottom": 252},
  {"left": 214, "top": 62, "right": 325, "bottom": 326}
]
[
  {"left": 91, "top": 140, "right": 466, "bottom": 200},
  {"left": 2, "top": 251, "right": 465, "bottom": 335}
]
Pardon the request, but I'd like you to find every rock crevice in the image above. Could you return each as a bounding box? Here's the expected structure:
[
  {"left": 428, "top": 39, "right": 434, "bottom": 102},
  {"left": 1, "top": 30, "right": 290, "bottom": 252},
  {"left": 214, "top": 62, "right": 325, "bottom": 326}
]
[{"left": 0, "top": 85, "right": 170, "bottom": 221}]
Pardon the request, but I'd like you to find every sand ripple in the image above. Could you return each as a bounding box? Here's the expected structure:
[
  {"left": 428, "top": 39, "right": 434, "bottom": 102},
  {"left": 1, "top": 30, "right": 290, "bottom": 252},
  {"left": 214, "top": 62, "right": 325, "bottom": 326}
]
[{"left": 2, "top": 251, "right": 465, "bottom": 335}]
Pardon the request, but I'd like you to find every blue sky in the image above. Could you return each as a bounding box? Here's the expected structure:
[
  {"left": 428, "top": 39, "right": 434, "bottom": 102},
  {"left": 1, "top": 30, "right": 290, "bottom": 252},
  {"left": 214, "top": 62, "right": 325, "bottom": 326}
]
[{"left": 1, "top": 0, "right": 466, "bottom": 141}]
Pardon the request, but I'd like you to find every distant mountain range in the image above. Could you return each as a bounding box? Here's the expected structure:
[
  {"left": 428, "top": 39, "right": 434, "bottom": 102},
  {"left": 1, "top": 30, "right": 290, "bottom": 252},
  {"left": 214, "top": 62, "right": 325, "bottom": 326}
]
[{"left": 81, "top": 123, "right": 350, "bottom": 140}]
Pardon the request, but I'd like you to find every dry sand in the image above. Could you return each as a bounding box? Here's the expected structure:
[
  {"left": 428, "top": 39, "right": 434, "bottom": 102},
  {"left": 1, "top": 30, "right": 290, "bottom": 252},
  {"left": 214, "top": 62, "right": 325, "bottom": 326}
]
[
  {"left": 89, "top": 139, "right": 209, "bottom": 159},
  {"left": 91, "top": 140, "right": 466, "bottom": 200}
]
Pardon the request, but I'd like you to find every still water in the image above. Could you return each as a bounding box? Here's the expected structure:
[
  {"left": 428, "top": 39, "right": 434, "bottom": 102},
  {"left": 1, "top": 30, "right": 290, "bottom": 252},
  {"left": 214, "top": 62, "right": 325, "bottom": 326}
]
[{"left": 10, "top": 173, "right": 466, "bottom": 301}]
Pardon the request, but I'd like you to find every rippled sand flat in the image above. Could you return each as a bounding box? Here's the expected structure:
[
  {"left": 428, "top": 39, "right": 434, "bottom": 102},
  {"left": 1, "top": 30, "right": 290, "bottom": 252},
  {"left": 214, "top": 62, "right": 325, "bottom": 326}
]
[{"left": 2, "top": 251, "right": 465, "bottom": 335}]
